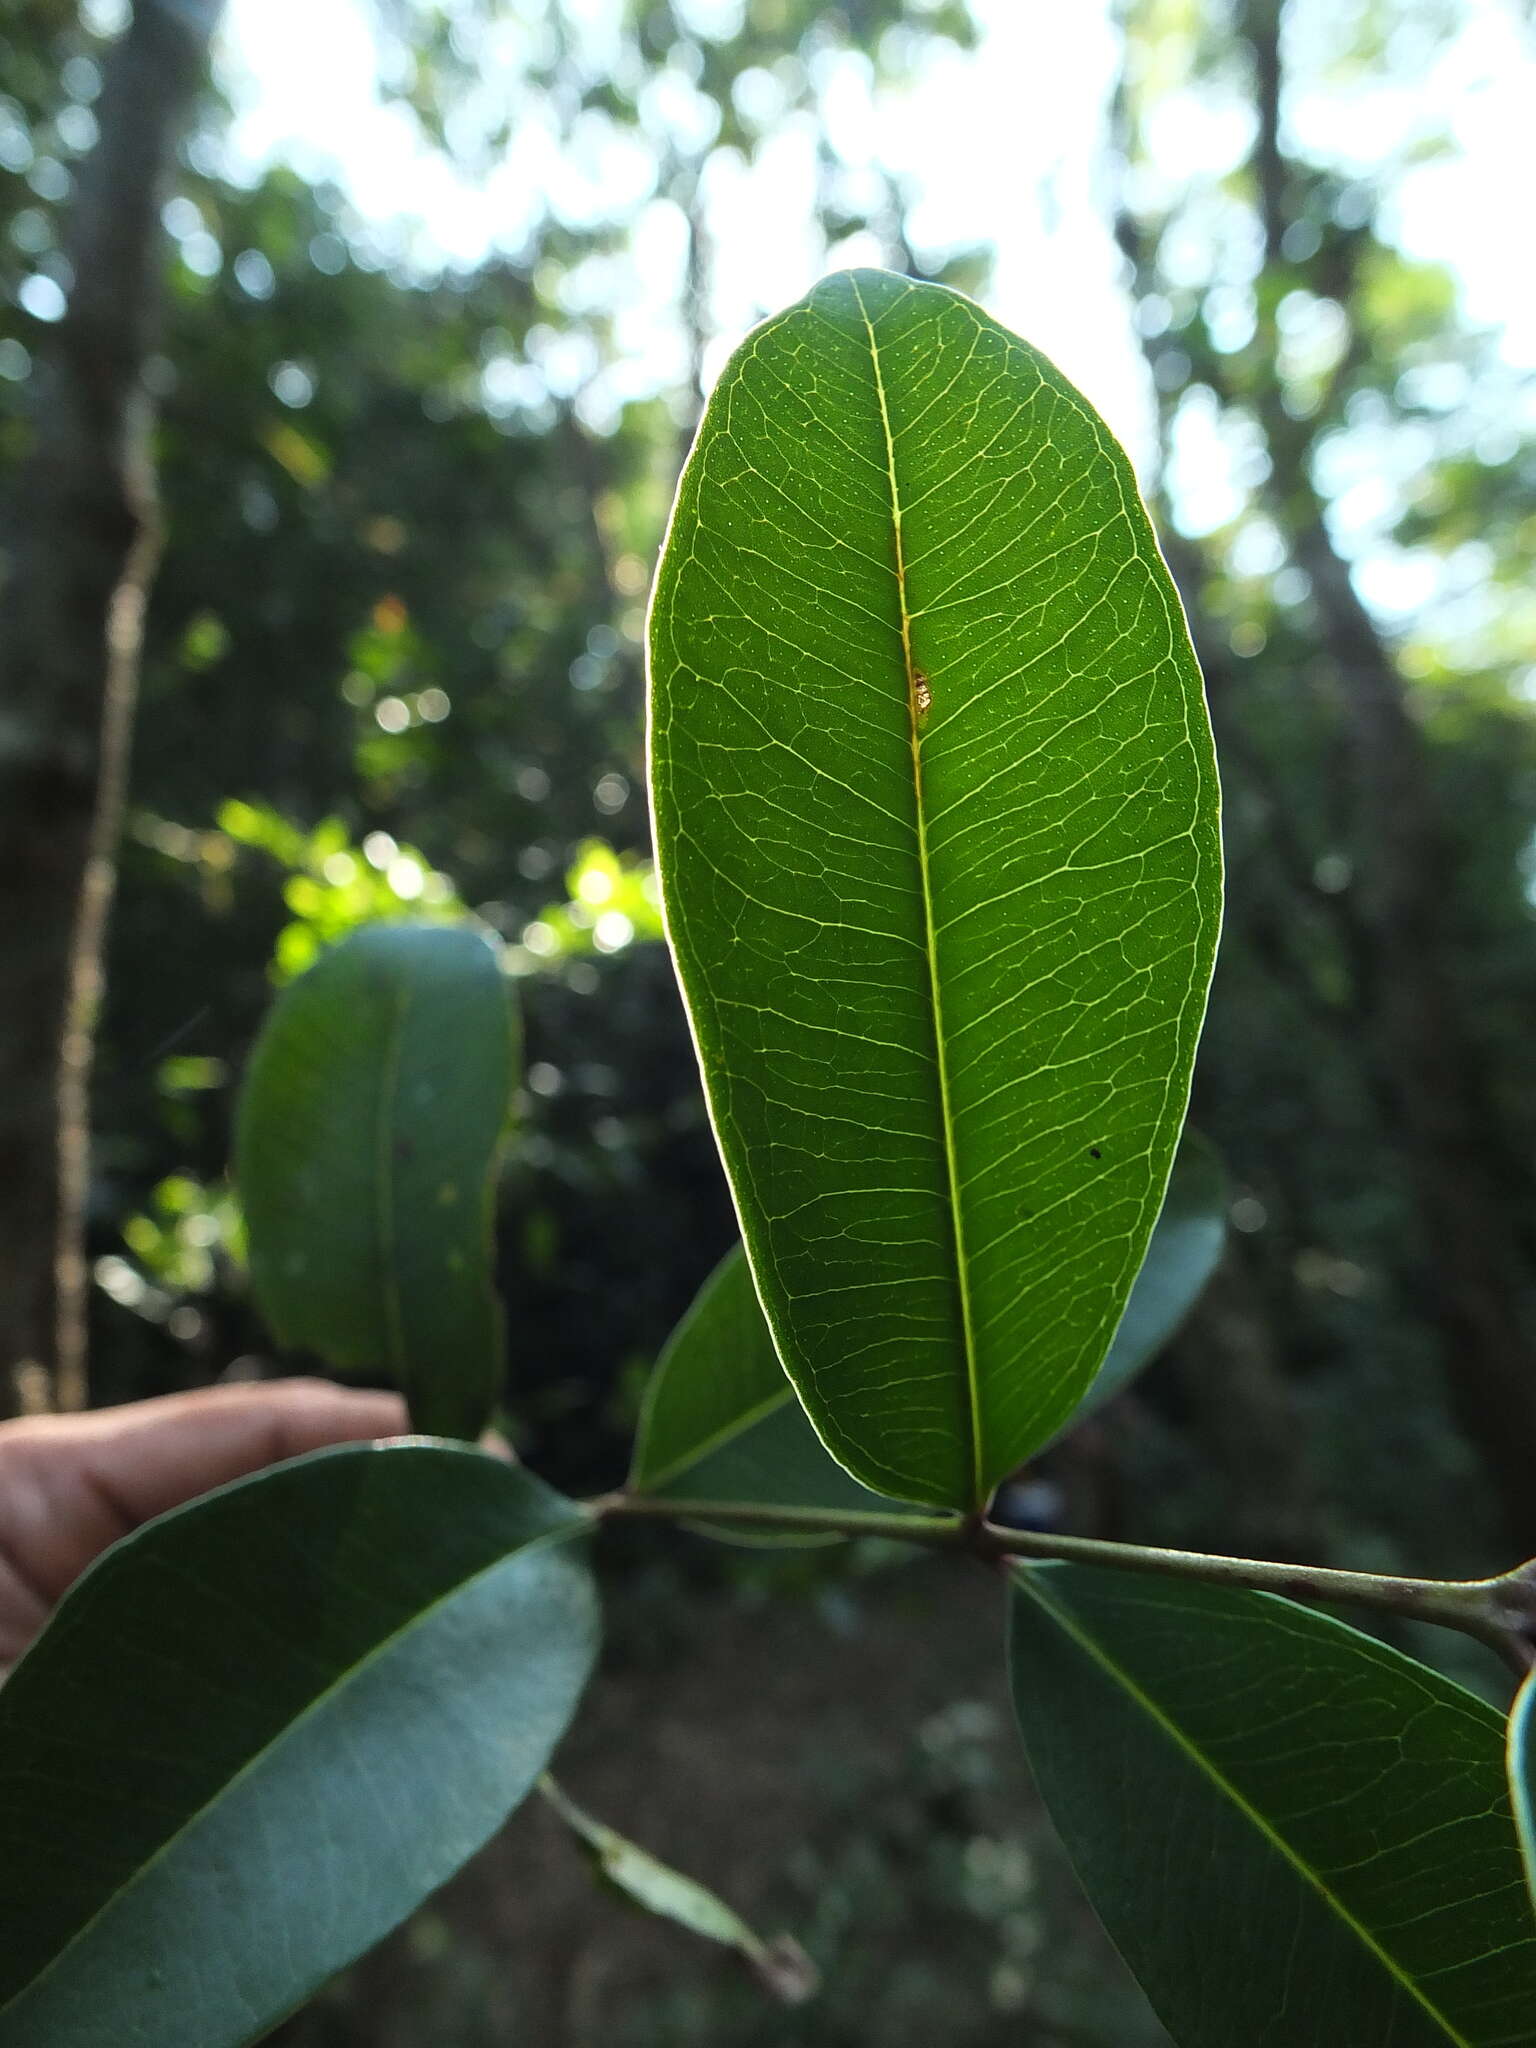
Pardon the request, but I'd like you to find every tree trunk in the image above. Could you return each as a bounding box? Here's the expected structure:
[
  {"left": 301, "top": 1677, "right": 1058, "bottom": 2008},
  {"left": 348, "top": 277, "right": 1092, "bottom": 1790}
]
[
  {"left": 0, "top": 0, "right": 221, "bottom": 1416},
  {"left": 1232, "top": 0, "right": 1536, "bottom": 1555}
]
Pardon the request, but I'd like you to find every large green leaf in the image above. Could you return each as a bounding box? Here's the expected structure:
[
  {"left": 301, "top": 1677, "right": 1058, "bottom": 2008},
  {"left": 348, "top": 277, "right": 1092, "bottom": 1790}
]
[
  {"left": 1051, "top": 1125, "right": 1225, "bottom": 1443},
  {"left": 649, "top": 267, "right": 1221, "bottom": 1510},
  {"left": 0, "top": 1445, "right": 598, "bottom": 2048},
  {"left": 1510, "top": 1672, "right": 1536, "bottom": 1913},
  {"left": 235, "top": 922, "right": 518, "bottom": 1439},
  {"left": 1009, "top": 1565, "right": 1536, "bottom": 2047}
]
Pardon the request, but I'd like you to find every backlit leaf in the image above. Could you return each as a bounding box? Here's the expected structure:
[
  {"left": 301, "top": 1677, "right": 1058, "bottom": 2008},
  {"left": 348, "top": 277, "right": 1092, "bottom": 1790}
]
[
  {"left": 1051, "top": 1126, "right": 1226, "bottom": 1443},
  {"left": 650, "top": 268, "right": 1220, "bottom": 1510}
]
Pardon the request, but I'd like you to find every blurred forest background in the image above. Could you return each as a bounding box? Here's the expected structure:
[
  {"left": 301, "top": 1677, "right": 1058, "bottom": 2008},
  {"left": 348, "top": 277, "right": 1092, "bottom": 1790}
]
[{"left": 2, "top": 0, "right": 1534, "bottom": 2041}]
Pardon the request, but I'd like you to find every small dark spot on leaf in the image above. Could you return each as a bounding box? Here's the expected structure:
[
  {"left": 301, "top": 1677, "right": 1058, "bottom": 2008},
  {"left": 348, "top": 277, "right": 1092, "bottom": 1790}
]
[{"left": 1089, "top": 1146, "right": 1102, "bottom": 1159}]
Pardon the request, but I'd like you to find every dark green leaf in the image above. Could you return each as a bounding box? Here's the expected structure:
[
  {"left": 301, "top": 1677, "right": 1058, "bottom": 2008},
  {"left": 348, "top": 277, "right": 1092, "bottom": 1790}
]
[
  {"left": 1051, "top": 1126, "right": 1226, "bottom": 1443},
  {"left": 1009, "top": 1565, "right": 1536, "bottom": 2047},
  {"left": 538, "top": 1776, "right": 818, "bottom": 2003},
  {"left": 1509, "top": 1672, "right": 1536, "bottom": 1913},
  {"left": 630, "top": 1245, "right": 914, "bottom": 1542},
  {"left": 0, "top": 1445, "right": 598, "bottom": 2048},
  {"left": 235, "top": 922, "right": 518, "bottom": 1439},
  {"left": 650, "top": 267, "right": 1221, "bottom": 1510}
]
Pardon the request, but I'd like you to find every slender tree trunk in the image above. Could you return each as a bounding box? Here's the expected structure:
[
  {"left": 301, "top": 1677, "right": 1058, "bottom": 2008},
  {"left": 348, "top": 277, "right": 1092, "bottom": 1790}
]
[
  {"left": 0, "top": 0, "right": 221, "bottom": 1416},
  {"left": 1116, "top": 0, "right": 1536, "bottom": 1555},
  {"left": 1231, "top": 0, "right": 1536, "bottom": 1554},
  {"left": 1289, "top": 508, "right": 1536, "bottom": 1554}
]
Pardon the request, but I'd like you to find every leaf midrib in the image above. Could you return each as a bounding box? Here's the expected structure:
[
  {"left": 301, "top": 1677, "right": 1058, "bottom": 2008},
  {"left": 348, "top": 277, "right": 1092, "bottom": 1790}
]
[
  {"left": 1014, "top": 1570, "right": 1476, "bottom": 2047},
  {"left": 850, "top": 274, "right": 985, "bottom": 1512},
  {"left": 0, "top": 1505, "right": 588, "bottom": 2020}
]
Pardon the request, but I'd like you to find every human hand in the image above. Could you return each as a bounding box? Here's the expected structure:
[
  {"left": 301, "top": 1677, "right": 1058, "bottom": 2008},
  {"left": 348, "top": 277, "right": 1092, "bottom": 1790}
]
[{"left": 0, "top": 1378, "right": 407, "bottom": 1678}]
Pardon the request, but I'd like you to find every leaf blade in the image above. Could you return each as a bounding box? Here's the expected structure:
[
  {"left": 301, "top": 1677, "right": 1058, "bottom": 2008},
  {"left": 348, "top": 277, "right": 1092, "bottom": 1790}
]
[
  {"left": 0, "top": 1446, "right": 597, "bottom": 2048},
  {"left": 235, "top": 922, "right": 518, "bottom": 1439},
  {"left": 1049, "top": 1126, "right": 1226, "bottom": 1443},
  {"left": 650, "top": 268, "right": 1220, "bottom": 1509},
  {"left": 1009, "top": 1565, "right": 1536, "bottom": 2047}
]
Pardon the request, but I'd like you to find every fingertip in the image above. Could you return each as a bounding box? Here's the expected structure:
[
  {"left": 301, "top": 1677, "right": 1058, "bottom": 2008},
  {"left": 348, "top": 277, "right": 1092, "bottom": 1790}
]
[{"left": 252, "top": 1378, "right": 410, "bottom": 1445}]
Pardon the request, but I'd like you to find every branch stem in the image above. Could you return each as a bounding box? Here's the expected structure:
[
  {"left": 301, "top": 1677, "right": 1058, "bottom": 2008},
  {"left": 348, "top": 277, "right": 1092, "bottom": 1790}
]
[
  {"left": 976, "top": 1522, "right": 1526, "bottom": 1663},
  {"left": 589, "top": 1491, "right": 966, "bottom": 1549},
  {"left": 590, "top": 1491, "right": 1536, "bottom": 1671}
]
